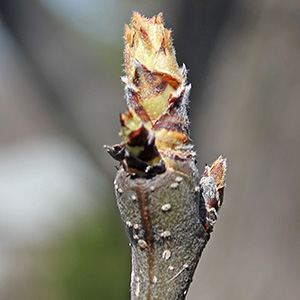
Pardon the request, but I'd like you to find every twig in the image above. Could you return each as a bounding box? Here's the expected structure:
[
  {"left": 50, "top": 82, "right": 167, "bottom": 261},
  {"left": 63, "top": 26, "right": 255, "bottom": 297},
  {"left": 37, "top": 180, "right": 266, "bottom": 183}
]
[{"left": 105, "top": 12, "right": 227, "bottom": 300}]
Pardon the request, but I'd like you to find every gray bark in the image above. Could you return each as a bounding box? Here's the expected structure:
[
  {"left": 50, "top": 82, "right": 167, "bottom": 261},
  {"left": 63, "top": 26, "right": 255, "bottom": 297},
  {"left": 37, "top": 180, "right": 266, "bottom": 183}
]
[{"left": 115, "top": 159, "right": 209, "bottom": 300}]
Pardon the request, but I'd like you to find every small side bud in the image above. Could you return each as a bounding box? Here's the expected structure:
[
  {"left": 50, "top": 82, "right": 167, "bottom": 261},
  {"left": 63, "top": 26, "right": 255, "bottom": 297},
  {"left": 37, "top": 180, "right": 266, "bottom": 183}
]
[
  {"left": 119, "top": 108, "right": 165, "bottom": 175},
  {"left": 200, "top": 156, "right": 227, "bottom": 232}
]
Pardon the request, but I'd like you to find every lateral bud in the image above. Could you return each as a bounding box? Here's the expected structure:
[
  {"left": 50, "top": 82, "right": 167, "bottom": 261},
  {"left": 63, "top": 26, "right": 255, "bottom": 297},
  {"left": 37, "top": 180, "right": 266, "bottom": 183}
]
[
  {"left": 200, "top": 156, "right": 227, "bottom": 232},
  {"left": 118, "top": 108, "right": 165, "bottom": 175}
]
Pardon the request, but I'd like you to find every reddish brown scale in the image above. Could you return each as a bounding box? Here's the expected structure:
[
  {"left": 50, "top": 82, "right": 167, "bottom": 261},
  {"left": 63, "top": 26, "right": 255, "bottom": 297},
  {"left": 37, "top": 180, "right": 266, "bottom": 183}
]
[
  {"left": 159, "top": 38, "right": 166, "bottom": 54},
  {"left": 128, "top": 125, "right": 148, "bottom": 146},
  {"left": 158, "top": 72, "right": 180, "bottom": 90},
  {"left": 140, "top": 27, "right": 152, "bottom": 48},
  {"left": 153, "top": 89, "right": 189, "bottom": 135},
  {"left": 126, "top": 89, "right": 152, "bottom": 123},
  {"left": 155, "top": 78, "right": 168, "bottom": 94},
  {"left": 153, "top": 117, "right": 187, "bottom": 134},
  {"left": 132, "top": 32, "right": 137, "bottom": 47},
  {"left": 133, "top": 63, "right": 177, "bottom": 99},
  {"left": 137, "top": 142, "right": 160, "bottom": 163},
  {"left": 207, "top": 160, "right": 226, "bottom": 190}
]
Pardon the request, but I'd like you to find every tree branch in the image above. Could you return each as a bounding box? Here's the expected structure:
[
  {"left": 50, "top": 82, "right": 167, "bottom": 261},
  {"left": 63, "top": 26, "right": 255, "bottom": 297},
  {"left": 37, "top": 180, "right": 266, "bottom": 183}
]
[{"left": 105, "top": 12, "right": 227, "bottom": 300}]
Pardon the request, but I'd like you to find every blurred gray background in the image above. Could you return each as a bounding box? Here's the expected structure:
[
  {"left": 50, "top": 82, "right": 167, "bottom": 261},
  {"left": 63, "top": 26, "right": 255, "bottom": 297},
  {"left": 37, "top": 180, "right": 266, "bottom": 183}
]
[{"left": 0, "top": 0, "right": 299, "bottom": 299}]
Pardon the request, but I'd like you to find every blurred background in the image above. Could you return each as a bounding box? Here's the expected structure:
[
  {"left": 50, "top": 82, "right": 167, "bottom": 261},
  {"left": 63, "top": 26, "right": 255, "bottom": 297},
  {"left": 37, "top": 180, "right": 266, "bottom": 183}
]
[{"left": 0, "top": 0, "right": 299, "bottom": 299}]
